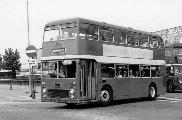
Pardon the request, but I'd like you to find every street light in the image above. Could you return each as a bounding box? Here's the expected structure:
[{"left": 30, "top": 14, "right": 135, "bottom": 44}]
[
  {"left": 26, "top": 0, "right": 30, "bottom": 46},
  {"left": 26, "top": 0, "right": 37, "bottom": 99}
]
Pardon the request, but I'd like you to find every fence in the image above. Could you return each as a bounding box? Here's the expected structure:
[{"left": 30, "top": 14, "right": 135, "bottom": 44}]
[{"left": 0, "top": 79, "right": 41, "bottom": 86}]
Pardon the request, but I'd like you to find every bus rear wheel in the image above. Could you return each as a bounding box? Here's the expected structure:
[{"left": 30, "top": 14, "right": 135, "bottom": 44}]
[
  {"left": 167, "top": 81, "right": 175, "bottom": 93},
  {"left": 100, "top": 87, "right": 113, "bottom": 106},
  {"left": 148, "top": 84, "right": 157, "bottom": 100}
]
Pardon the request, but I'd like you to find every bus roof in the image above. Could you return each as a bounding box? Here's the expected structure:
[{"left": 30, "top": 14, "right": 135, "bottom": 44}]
[{"left": 45, "top": 17, "right": 161, "bottom": 37}]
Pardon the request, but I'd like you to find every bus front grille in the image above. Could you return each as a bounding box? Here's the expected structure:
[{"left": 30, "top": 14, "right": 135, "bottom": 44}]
[{"left": 48, "top": 89, "right": 69, "bottom": 98}]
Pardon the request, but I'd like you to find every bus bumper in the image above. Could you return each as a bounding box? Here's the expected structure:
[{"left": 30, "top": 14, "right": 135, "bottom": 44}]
[{"left": 50, "top": 97, "right": 98, "bottom": 104}]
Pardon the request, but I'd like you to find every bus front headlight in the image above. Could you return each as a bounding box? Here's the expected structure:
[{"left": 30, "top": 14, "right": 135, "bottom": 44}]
[
  {"left": 43, "top": 94, "right": 47, "bottom": 98},
  {"left": 70, "top": 95, "right": 74, "bottom": 99},
  {"left": 42, "top": 87, "right": 47, "bottom": 93},
  {"left": 69, "top": 88, "right": 75, "bottom": 94},
  {"left": 42, "top": 82, "right": 46, "bottom": 85}
]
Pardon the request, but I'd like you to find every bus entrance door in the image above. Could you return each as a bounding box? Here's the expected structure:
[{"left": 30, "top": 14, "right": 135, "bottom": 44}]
[{"left": 80, "top": 60, "right": 96, "bottom": 100}]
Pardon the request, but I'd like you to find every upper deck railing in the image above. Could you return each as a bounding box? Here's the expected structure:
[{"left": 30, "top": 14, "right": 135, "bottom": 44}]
[{"left": 43, "top": 17, "right": 164, "bottom": 49}]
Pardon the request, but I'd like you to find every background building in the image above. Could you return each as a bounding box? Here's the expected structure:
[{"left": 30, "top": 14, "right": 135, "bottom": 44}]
[
  {"left": 165, "top": 43, "right": 182, "bottom": 64},
  {"left": 154, "top": 26, "right": 182, "bottom": 64},
  {"left": 154, "top": 26, "right": 182, "bottom": 45}
]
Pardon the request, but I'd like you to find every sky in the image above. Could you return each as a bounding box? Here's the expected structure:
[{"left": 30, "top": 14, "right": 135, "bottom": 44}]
[{"left": 0, "top": 0, "right": 182, "bottom": 64}]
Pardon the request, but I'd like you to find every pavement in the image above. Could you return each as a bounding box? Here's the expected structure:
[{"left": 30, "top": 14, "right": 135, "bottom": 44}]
[{"left": 0, "top": 84, "right": 41, "bottom": 102}]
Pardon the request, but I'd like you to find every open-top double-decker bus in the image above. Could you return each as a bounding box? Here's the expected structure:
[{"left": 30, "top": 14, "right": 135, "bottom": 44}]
[{"left": 41, "top": 18, "right": 166, "bottom": 106}]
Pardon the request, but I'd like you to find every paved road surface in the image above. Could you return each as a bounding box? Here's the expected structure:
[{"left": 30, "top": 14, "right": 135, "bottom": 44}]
[
  {"left": 1, "top": 85, "right": 182, "bottom": 120},
  {"left": 0, "top": 95, "right": 182, "bottom": 120}
]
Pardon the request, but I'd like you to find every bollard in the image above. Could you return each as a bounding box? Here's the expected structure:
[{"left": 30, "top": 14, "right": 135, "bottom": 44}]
[
  {"left": 32, "top": 89, "right": 35, "bottom": 99},
  {"left": 10, "top": 79, "right": 12, "bottom": 90}
]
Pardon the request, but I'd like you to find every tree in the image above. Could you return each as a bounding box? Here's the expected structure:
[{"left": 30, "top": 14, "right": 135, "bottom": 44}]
[
  {"left": 0, "top": 54, "right": 2, "bottom": 70},
  {"left": 2, "top": 48, "right": 21, "bottom": 72}
]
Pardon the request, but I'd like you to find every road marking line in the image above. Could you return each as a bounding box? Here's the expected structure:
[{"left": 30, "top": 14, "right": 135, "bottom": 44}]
[
  {"left": 170, "top": 101, "right": 179, "bottom": 103},
  {"left": 158, "top": 96, "right": 182, "bottom": 102}
]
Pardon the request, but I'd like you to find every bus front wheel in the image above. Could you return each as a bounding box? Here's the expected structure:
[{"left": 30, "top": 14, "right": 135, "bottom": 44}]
[
  {"left": 100, "top": 87, "right": 113, "bottom": 106},
  {"left": 148, "top": 84, "right": 157, "bottom": 100}
]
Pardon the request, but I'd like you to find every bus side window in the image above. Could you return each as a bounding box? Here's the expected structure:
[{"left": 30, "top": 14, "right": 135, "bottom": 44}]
[
  {"left": 151, "top": 66, "right": 160, "bottom": 77},
  {"left": 141, "top": 65, "right": 150, "bottom": 77},
  {"left": 101, "top": 64, "right": 115, "bottom": 78},
  {"left": 115, "top": 68, "right": 123, "bottom": 78},
  {"left": 129, "top": 65, "right": 140, "bottom": 77},
  {"left": 115, "top": 65, "right": 129, "bottom": 78}
]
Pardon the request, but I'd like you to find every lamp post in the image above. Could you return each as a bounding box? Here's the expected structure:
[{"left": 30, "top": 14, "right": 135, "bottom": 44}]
[
  {"left": 26, "top": 0, "right": 30, "bottom": 46},
  {"left": 26, "top": 0, "right": 37, "bottom": 99}
]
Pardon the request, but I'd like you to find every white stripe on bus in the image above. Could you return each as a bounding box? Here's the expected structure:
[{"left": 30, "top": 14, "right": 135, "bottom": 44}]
[{"left": 41, "top": 55, "right": 166, "bottom": 65}]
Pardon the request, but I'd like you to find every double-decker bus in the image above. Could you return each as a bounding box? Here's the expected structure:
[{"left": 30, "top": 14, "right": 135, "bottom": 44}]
[
  {"left": 165, "top": 43, "right": 182, "bottom": 92},
  {"left": 41, "top": 18, "right": 166, "bottom": 106},
  {"left": 166, "top": 64, "right": 182, "bottom": 92}
]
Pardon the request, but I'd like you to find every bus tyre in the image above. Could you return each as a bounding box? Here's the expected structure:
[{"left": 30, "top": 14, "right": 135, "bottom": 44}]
[
  {"left": 167, "top": 81, "right": 175, "bottom": 93},
  {"left": 148, "top": 85, "right": 157, "bottom": 100},
  {"left": 100, "top": 88, "right": 113, "bottom": 106}
]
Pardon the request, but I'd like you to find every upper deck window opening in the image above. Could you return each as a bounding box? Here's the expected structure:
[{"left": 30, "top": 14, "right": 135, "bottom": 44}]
[
  {"left": 99, "top": 27, "right": 113, "bottom": 42},
  {"left": 133, "top": 33, "right": 140, "bottom": 46},
  {"left": 44, "top": 23, "right": 78, "bottom": 42},
  {"left": 149, "top": 36, "right": 158, "bottom": 48},
  {"left": 127, "top": 33, "right": 135, "bottom": 46},
  {"left": 79, "top": 23, "right": 98, "bottom": 40},
  {"left": 113, "top": 29, "right": 126, "bottom": 44},
  {"left": 113, "top": 29, "right": 119, "bottom": 43},
  {"left": 140, "top": 35, "right": 149, "bottom": 48}
]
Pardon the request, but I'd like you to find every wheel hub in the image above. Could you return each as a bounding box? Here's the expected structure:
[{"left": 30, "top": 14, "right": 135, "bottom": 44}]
[
  {"left": 101, "top": 90, "right": 109, "bottom": 102},
  {"left": 150, "top": 87, "right": 155, "bottom": 98}
]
